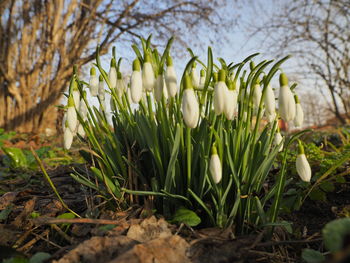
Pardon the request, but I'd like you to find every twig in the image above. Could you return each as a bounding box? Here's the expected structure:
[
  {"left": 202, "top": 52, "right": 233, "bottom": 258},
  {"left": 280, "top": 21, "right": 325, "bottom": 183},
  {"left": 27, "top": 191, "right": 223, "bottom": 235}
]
[
  {"left": 17, "top": 229, "right": 50, "bottom": 252},
  {"left": 51, "top": 224, "right": 74, "bottom": 244},
  {"left": 33, "top": 217, "right": 124, "bottom": 225}
]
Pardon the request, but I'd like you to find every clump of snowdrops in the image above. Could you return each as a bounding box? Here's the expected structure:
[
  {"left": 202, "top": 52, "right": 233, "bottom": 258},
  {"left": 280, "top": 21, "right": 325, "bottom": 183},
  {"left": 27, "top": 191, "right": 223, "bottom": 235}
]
[{"left": 62, "top": 36, "right": 311, "bottom": 232}]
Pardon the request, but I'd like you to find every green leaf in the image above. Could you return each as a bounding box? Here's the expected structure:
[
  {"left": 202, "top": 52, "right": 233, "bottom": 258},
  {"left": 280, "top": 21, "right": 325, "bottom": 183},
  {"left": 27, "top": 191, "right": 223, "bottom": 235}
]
[
  {"left": 301, "top": 248, "right": 325, "bottom": 263},
  {"left": 0, "top": 205, "right": 13, "bottom": 221},
  {"left": 171, "top": 207, "right": 201, "bottom": 227},
  {"left": 319, "top": 181, "right": 335, "bottom": 193},
  {"left": 29, "top": 252, "right": 51, "bottom": 263},
  {"left": 1, "top": 147, "right": 28, "bottom": 168},
  {"left": 322, "top": 218, "right": 350, "bottom": 253},
  {"left": 309, "top": 188, "right": 327, "bottom": 201}
]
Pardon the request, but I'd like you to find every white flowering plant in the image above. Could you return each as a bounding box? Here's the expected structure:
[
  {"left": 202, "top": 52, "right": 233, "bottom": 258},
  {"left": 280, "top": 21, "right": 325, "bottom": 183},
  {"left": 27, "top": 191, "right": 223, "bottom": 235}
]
[{"left": 65, "top": 36, "right": 312, "bottom": 232}]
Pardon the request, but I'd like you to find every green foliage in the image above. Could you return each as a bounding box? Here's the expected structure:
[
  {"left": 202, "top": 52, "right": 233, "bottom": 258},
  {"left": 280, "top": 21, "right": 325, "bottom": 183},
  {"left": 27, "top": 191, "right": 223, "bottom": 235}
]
[
  {"left": 171, "top": 207, "right": 201, "bottom": 226},
  {"left": 301, "top": 249, "right": 325, "bottom": 263},
  {"left": 69, "top": 36, "right": 308, "bottom": 231},
  {"left": 0, "top": 129, "right": 16, "bottom": 147}
]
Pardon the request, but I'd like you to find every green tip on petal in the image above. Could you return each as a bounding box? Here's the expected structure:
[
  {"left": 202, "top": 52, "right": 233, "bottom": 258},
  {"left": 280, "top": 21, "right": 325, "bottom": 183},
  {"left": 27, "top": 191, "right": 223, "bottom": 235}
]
[
  {"left": 117, "top": 71, "right": 122, "bottom": 79},
  {"left": 68, "top": 95, "right": 75, "bottom": 107},
  {"left": 184, "top": 74, "right": 193, "bottom": 90},
  {"left": 200, "top": 69, "right": 205, "bottom": 77},
  {"left": 99, "top": 75, "right": 103, "bottom": 81},
  {"left": 279, "top": 73, "right": 288, "bottom": 86},
  {"left": 297, "top": 140, "right": 304, "bottom": 154},
  {"left": 166, "top": 55, "right": 173, "bottom": 66},
  {"left": 211, "top": 144, "right": 218, "bottom": 155},
  {"left": 218, "top": 70, "right": 226, "bottom": 82},
  {"left": 213, "top": 72, "right": 218, "bottom": 82},
  {"left": 90, "top": 67, "right": 96, "bottom": 76},
  {"left": 133, "top": 59, "right": 141, "bottom": 71},
  {"left": 144, "top": 53, "right": 151, "bottom": 63},
  {"left": 110, "top": 58, "right": 116, "bottom": 68},
  {"left": 294, "top": 94, "right": 300, "bottom": 103}
]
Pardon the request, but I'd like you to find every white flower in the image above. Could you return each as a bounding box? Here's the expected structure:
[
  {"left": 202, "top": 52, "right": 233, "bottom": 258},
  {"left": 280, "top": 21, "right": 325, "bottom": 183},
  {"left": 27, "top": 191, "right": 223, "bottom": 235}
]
[
  {"left": 214, "top": 70, "right": 228, "bottom": 115},
  {"left": 110, "top": 97, "right": 117, "bottom": 112},
  {"left": 209, "top": 146, "right": 222, "bottom": 184},
  {"left": 77, "top": 124, "right": 85, "bottom": 137},
  {"left": 116, "top": 71, "right": 126, "bottom": 98},
  {"left": 89, "top": 68, "right": 99, "bottom": 97},
  {"left": 98, "top": 75, "right": 105, "bottom": 101},
  {"left": 252, "top": 84, "right": 262, "bottom": 111},
  {"left": 278, "top": 73, "right": 295, "bottom": 122},
  {"left": 182, "top": 75, "right": 199, "bottom": 128},
  {"left": 294, "top": 96, "right": 304, "bottom": 128},
  {"left": 67, "top": 96, "right": 77, "bottom": 133},
  {"left": 296, "top": 141, "right": 311, "bottom": 182},
  {"left": 224, "top": 89, "right": 238, "bottom": 120},
  {"left": 198, "top": 69, "right": 206, "bottom": 90},
  {"left": 154, "top": 74, "right": 164, "bottom": 102},
  {"left": 79, "top": 97, "right": 88, "bottom": 119},
  {"left": 274, "top": 132, "right": 283, "bottom": 152},
  {"left": 165, "top": 56, "right": 178, "bottom": 97},
  {"left": 130, "top": 59, "right": 143, "bottom": 103},
  {"left": 191, "top": 64, "right": 199, "bottom": 89},
  {"left": 163, "top": 77, "right": 168, "bottom": 100},
  {"left": 63, "top": 126, "right": 74, "bottom": 150},
  {"left": 108, "top": 59, "right": 117, "bottom": 89},
  {"left": 142, "top": 54, "right": 155, "bottom": 92},
  {"left": 264, "top": 84, "right": 276, "bottom": 116}
]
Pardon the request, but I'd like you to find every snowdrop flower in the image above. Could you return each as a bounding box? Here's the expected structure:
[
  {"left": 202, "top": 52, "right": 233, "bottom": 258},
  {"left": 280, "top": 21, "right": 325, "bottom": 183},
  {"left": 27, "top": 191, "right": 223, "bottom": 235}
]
[
  {"left": 130, "top": 58, "right": 143, "bottom": 103},
  {"left": 63, "top": 122, "right": 74, "bottom": 150},
  {"left": 224, "top": 81, "right": 238, "bottom": 120},
  {"left": 252, "top": 83, "right": 262, "bottom": 112},
  {"left": 108, "top": 58, "right": 117, "bottom": 89},
  {"left": 98, "top": 75, "right": 105, "bottom": 101},
  {"left": 71, "top": 79, "right": 80, "bottom": 110},
  {"left": 79, "top": 92, "right": 88, "bottom": 118},
  {"left": 209, "top": 144, "right": 222, "bottom": 184},
  {"left": 198, "top": 69, "right": 206, "bottom": 90},
  {"left": 264, "top": 84, "right": 276, "bottom": 121},
  {"left": 214, "top": 70, "right": 228, "bottom": 115},
  {"left": 142, "top": 53, "right": 155, "bottom": 92},
  {"left": 191, "top": 63, "right": 199, "bottom": 89},
  {"left": 116, "top": 71, "right": 126, "bottom": 98},
  {"left": 182, "top": 74, "right": 199, "bottom": 128},
  {"left": 163, "top": 77, "right": 168, "bottom": 100},
  {"left": 296, "top": 140, "right": 312, "bottom": 182},
  {"left": 278, "top": 73, "right": 295, "bottom": 122},
  {"left": 66, "top": 95, "right": 77, "bottom": 133},
  {"left": 89, "top": 67, "right": 99, "bottom": 97},
  {"left": 165, "top": 55, "right": 178, "bottom": 97},
  {"left": 274, "top": 131, "right": 283, "bottom": 152},
  {"left": 154, "top": 70, "right": 164, "bottom": 102},
  {"left": 294, "top": 95, "right": 304, "bottom": 128}
]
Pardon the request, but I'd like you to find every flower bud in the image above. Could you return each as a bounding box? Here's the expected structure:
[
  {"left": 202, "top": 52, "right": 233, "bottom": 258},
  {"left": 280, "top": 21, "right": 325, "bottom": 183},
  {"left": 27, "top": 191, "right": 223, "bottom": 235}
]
[
  {"left": 191, "top": 63, "right": 199, "bottom": 89},
  {"left": 98, "top": 75, "right": 105, "bottom": 101},
  {"left": 77, "top": 123, "right": 85, "bottom": 138},
  {"left": 296, "top": 140, "right": 311, "bottom": 182},
  {"left": 67, "top": 95, "right": 77, "bottom": 133},
  {"left": 274, "top": 132, "right": 283, "bottom": 152},
  {"left": 198, "top": 69, "right": 206, "bottom": 90},
  {"left": 70, "top": 79, "right": 80, "bottom": 109},
  {"left": 182, "top": 74, "right": 199, "bottom": 128},
  {"left": 63, "top": 125, "right": 74, "bottom": 150},
  {"left": 214, "top": 70, "right": 228, "bottom": 115},
  {"left": 278, "top": 73, "right": 295, "bottom": 122},
  {"left": 142, "top": 53, "right": 155, "bottom": 92},
  {"left": 130, "top": 59, "right": 143, "bottom": 103},
  {"left": 224, "top": 89, "right": 238, "bottom": 120},
  {"left": 165, "top": 55, "right": 178, "bottom": 97},
  {"left": 252, "top": 84, "right": 262, "bottom": 111},
  {"left": 108, "top": 58, "right": 117, "bottom": 89},
  {"left": 209, "top": 145, "right": 222, "bottom": 184},
  {"left": 264, "top": 85, "right": 276, "bottom": 116},
  {"left": 89, "top": 67, "right": 99, "bottom": 96},
  {"left": 294, "top": 95, "right": 304, "bottom": 128}
]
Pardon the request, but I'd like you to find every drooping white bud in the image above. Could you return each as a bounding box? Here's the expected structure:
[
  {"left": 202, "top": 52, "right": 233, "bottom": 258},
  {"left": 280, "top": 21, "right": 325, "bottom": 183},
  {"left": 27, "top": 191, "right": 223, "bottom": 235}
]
[
  {"left": 89, "top": 68, "right": 99, "bottom": 97},
  {"left": 108, "top": 59, "right": 117, "bottom": 89},
  {"left": 296, "top": 141, "right": 311, "bottom": 182},
  {"left": 224, "top": 89, "right": 238, "bottom": 120},
  {"left": 214, "top": 70, "right": 228, "bottom": 115},
  {"left": 278, "top": 73, "right": 296, "bottom": 122},
  {"left": 182, "top": 74, "right": 199, "bottom": 128},
  {"left": 252, "top": 84, "right": 262, "bottom": 111},
  {"left": 191, "top": 63, "right": 199, "bottom": 89},
  {"left": 98, "top": 75, "right": 105, "bottom": 101},
  {"left": 198, "top": 69, "right": 206, "bottom": 90},
  {"left": 165, "top": 56, "right": 178, "bottom": 97},
  {"left": 77, "top": 124, "right": 86, "bottom": 137},
  {"left": 130, "top": 59, "right": 143, "bottom": 103},
  {"left": 116, "top": 71, "right": 126, "bottom": 98},
  {"left": 209, "top": 145, "right": 222, "bottom": 184},
  {"left": 274, "top": 132, "right": 283, "bottom": 152},
  {"left": 70, "top": 79, "right": 80, "bottom": 109},
  {"left": 294, "top": 95, "right": 304, "bottom": 128},
  {"left": 264, "top": 85, "right": 276, "bottom": 116},
  {"left": 67, "top": 96, "right": 77, "bottom": 133},
  {"left": 142, "top": 54, "right": 155, "bottom": 92},
  {"left": 63, "top": 126, "right": 74, "bottom": 150}
]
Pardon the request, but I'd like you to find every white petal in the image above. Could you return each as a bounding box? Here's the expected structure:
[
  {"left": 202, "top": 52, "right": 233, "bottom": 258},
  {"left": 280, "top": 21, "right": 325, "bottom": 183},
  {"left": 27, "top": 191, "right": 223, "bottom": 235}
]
[
  {"left": 253, "top": 84, "right": 262, "bottom": 109},
  {"left": 274, "top": 132, "right": 283, "bottom": 152},
  {"left": 142, "top": 62, "right": 155, "bottom": 92},
  {"left": 108, "top": 67, "right": 117, "bottom": 89},
  {"left": 72, "top": 90, "right": 80, "bottom": 109},
  {"left": 131, "top": 71, "right": 143, "bottom": 103},
  {"left": 224, "top": 89, "right": 238, "bottom": 120},
  {"left": 296, "top": 154, "right": 312, "bottom": 182},
  {"left": 264, "top": 85, "right": 276, "bottom": 115},
  {"left": 294, "top": 103, "right": 304, "bottom": 127},
  {"left": 63, "top": 127, "right": 74, "bottom": 150},
  {"left": 191, "top": 68, "right": 199, "bottom": 89},
  {"left": 210, "top": 154, "right": 222, "bottom": 184},
  {"left": 182, "top": 89, "right": 199, "bottom": 128},
  {"left": 67, "top": 106, "right": 77, "bottom": 133},
  {"left": 77, "top": 124, "right": 85, "bottom": 137},
  {"left": 116, "top": 78, "right": 126, "bottom": 98},
  {"left": 165, "top": 66, "right": 178, "bottom": 97},
  {"left": 98, "top": 80, "right": 105, "bottom": 101},
  {"left": 89, "top": 76, "right": 99, "bottom": 96},
  {"left": 278, "top": 85, "right": 295, "bottom": 122},
  {"left": 214, "top": 81, "right": 227, "bottom": 115}
]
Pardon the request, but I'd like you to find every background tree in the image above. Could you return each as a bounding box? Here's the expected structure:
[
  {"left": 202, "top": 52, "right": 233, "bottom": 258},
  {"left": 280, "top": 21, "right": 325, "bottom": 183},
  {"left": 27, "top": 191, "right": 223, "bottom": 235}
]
[
  {"left": 245, "top": 0, "right": 350, "bottom": 124},
  {"left": 0, "top": 0, "right": 232, "bottom": 133}
]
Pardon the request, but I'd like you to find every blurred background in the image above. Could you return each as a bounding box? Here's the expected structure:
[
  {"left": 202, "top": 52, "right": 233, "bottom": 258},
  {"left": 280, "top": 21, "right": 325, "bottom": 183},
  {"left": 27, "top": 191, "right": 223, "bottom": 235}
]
[{"left": 0, "top": 0, "right": 349, "bottom": 135}]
